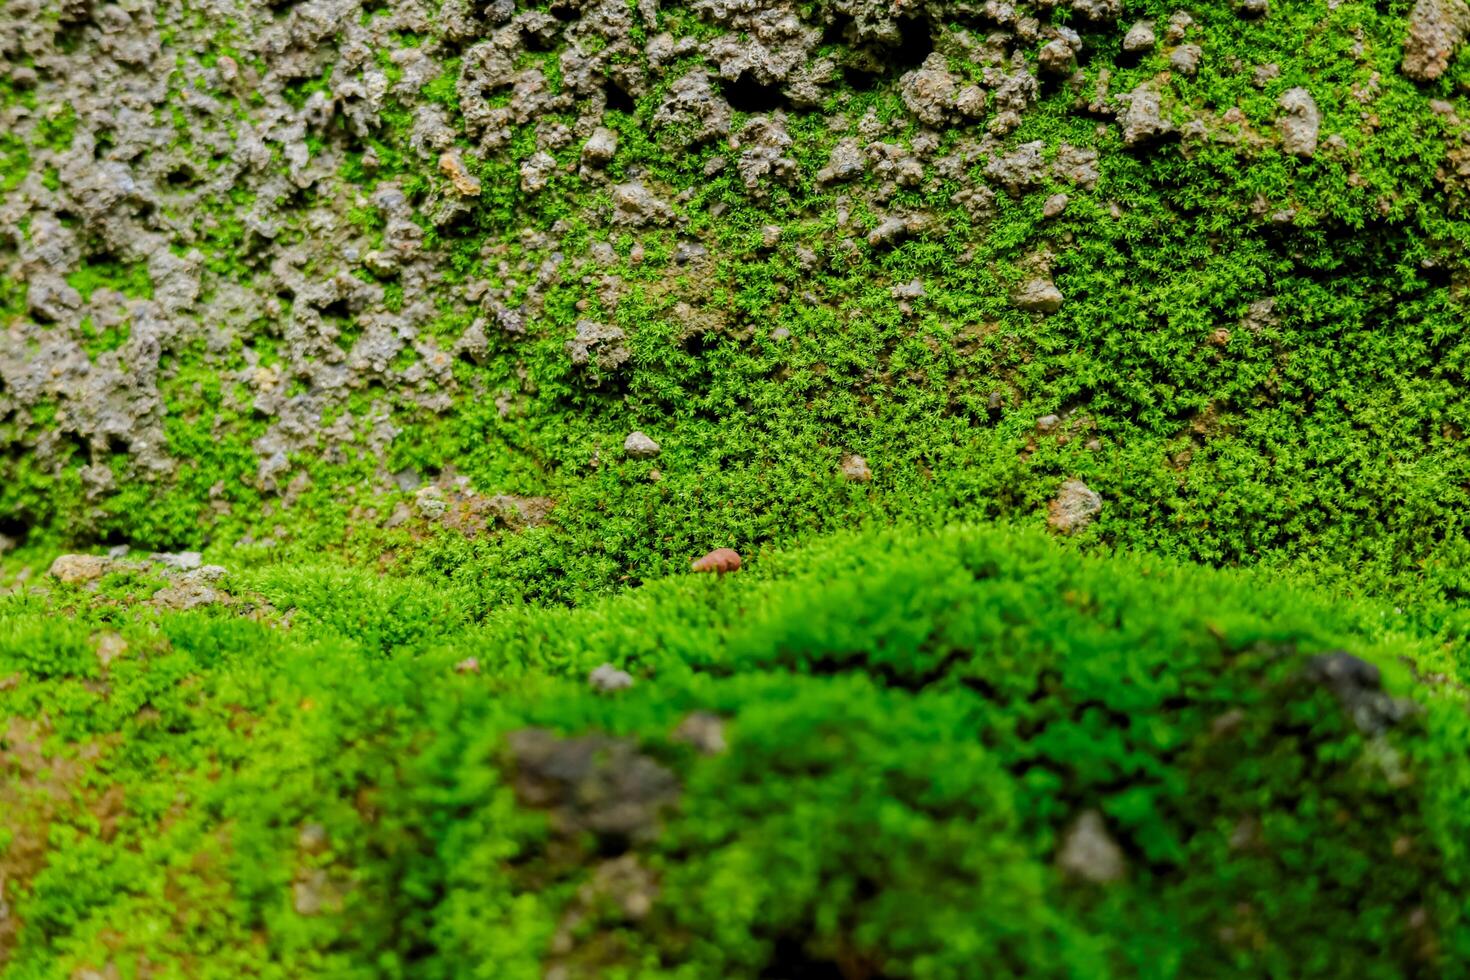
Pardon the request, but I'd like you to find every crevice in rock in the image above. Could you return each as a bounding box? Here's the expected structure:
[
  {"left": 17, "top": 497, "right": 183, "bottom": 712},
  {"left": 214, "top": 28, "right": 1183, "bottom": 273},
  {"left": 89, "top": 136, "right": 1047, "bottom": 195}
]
[
  {"left": 603, "top": 77, "right": 636, "bottom": 114},
  {"left": 719, "top": 72, "right": 788, "bottom": 113}
]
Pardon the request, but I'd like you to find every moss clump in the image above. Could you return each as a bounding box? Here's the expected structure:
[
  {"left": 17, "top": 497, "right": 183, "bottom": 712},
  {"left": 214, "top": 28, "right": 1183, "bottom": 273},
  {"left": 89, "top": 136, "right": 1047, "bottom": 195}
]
[{"left": 3, "top": 524, "right": 1468, "bottom": 976}]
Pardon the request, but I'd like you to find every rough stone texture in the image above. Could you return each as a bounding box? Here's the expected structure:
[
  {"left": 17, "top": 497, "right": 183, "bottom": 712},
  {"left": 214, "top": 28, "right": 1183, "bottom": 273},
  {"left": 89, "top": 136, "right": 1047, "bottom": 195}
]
[
  {"left": 1123, "top": 20, "right": 1157, "bottom": 52},
  {"left": 1278, "top": 88, "right": 1321, "bottom": 157},
  {"left": 566, "top": 320, "right": 631, "bottom": 374},
  {"left": 1402, "top": 0, "right": 1470, "bottom": 81},
  {"left": 48, "top": 554, "right": 113, "bottom": 584},
  {"left": 1048, "top": 479, "right": 1103, "bottom": 533},
  {"left": 1117, "top": 84, "right": 1177, "bottom": 146},
  {"left": 623, "top": 431, "right": 661, "bottom": 459},
  {"left": 1013, "top": 278, "right": 1064, "bottom": 313},
  {"left": 1169, "top": 44, "right": 1203, "bottom": 76}
]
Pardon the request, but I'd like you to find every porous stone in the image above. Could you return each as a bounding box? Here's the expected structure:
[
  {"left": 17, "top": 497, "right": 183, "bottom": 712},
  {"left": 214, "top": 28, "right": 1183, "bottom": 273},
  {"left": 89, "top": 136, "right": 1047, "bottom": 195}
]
[
  {"left": 1048, "top": 479, "right": 1103, "bottom": 533},
  {"left": 49, "top": 555, "right": 113, "bottom": 584},
  {"left": 1117, "top": 83, "right": 1177, "bottom": 146},
  {"left": 581, "top": 127, "right": 619, "bottom": 166},
  {"left": 1013, "top": 278, "right": 1064, "bottom": 313},
  {"left": 1402, "top": 0, "right": 1470, "bottom": 81},
  {"left": 623, "top": 431, "right": 661, "bottom": 459},
  {"left": 1123, "top": 20, "right": 1157, "bottom": 52},
  {"left": 1277, "top": 87, "right": 1321, "bottom": 157}
]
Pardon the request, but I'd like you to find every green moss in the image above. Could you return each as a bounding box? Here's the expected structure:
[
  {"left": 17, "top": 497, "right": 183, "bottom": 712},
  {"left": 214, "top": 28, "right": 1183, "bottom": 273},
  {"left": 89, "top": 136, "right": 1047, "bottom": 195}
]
[
  {"left": 3, "top": 524, "right": 1468, "bottom": 976},
  {"left": 65, "top": 262, "right": 153, "bottom": 303}
]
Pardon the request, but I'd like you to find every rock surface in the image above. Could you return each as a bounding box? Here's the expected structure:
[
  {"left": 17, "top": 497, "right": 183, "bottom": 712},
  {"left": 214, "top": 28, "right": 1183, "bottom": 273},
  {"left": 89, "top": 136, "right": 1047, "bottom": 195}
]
[{"left": 1048, "top": 480, "right": 1103, "bottom": 534}]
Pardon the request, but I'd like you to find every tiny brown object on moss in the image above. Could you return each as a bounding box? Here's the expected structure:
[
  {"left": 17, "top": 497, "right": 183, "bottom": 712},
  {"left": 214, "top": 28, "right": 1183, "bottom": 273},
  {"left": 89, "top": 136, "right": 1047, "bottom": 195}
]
[{"left": 691, "top": 548, "right": 742, "bottom": 574}]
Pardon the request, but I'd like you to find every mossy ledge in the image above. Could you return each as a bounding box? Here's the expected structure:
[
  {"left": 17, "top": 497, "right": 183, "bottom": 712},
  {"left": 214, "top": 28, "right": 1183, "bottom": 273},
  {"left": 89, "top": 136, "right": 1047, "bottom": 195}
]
[
  {"left": 5, "top": 0, "right": 1470, "bottom": 973},
  {"left": 4, "top": 524, "right": 1470, "bottom": 977}
]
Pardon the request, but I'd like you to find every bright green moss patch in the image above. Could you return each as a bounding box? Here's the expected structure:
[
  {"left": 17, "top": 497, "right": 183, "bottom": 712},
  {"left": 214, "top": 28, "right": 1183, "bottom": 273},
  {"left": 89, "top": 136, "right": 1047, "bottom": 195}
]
[{"left": 2, "top": 524, "right": 1468, "bottom": 976}]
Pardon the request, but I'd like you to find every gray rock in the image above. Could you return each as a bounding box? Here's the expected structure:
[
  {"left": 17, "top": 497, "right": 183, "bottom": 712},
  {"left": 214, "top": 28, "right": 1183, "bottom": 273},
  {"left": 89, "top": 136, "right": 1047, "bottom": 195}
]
[
  {"left": 1039, "top": 39, "right": 1078, "bottom": 77},
  {"left": 673, "top": 712, "right": 728, "bottom": 754},
  {"left": 506, "top": 728, "right": 679, "bottom": 842},
  {"left": 1013, "top": 278, "right": 1064, "bottom": 313},
  {"left": 581, "top": 127, "right": 618, "bottom": 167},
  {"left": 1048, "top": 479, "right": 1102, "bottom": 533},
  {"left": 519, "top": 151, "right": 558, "bottom": 193},
  {"left": 840, "top": 454, "right": 873, "bottom": 482},
  {"left": 1305, "top": 651, "right": 1421, "bottom": 735},
  {"left": 1277, "top": 88, "right": 1321, "bottom": 158},
  {"left": 589, "top": 662, "right": 636, "bottom": 691},
  {"left": 651, "top": 71, "right": 732, "bottom": 145},
  {"left": 1058, "top": 810, "right": 1127, "bottom": 884},
  {"left": 566, "top": 320, "right": 632, "bottom": 373},
  {"left": 673, "top": 241, "right": 708, "bottom": 264},
  {"left": 986, "top": 140, "right": 1048, "bottom": 195},
  {"left": 890, "top": 279, "right": 925, "bottom": 300},
  {"left": 1169, "top": 44, "right": 1203, "bottom": 76},
  {"left": 415, "top": 485, "right": 448, "bottom": 519},
  {"left": 151, "top": 582, "right": 228, "bottom": 610},
  {"left": 899, "top": 53, "right": 962, "bottom": 126},
  {"left": 610, "top": 181, "right": 675, "bottom": 227},
  {"left": 623, "top": 431, "right": 661, "bottom": 459},
  {"left": 149, "top": 551, "right": 202, "bottom": 572},
  {"left": 1053, "top": 144, "right": 1101, "bottom": 189},
  {"left": 1116, "top": 83, "right": 1177, "bottom": 146},
  {"left": 734, "top": 115, "right": 798, "bottom": 195},
  {"left": 1402, "top": 0, "right": 1470, "bottom": 81},
  {"left": 1043, "top": 193, "right": 1070, "bottom": 218},
  {"left": 1123, "top": 20, "right": 1157, "bottom": 52},
  {"left": 49, "top": 554, "right": 113, "bottom": 584}
]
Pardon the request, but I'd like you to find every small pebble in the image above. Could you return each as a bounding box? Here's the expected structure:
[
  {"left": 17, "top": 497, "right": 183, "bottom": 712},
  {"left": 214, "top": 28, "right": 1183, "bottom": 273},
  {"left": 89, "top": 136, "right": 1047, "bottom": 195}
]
[
  {"left": 692, "top": 548, "right": 742, "bottom": 574},
  {"left": 624, "top": 431, "right": 661, "bottom": 459},
  {"left": 590, "top": 663, "right": 635, "bottom": 692},
  {"left": 840, "top": 454, "right": 873, "bottom": 482}
]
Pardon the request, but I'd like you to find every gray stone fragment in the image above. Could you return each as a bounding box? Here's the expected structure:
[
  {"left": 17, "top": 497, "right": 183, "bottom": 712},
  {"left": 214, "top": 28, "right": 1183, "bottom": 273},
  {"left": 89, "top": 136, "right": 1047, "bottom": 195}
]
[
  {"left": 840, "top": 454, "right": 873, "bottom": 482},
  {"left": 610, "top": 182, "right": 675, "bottom": 227},
  {"left": 1048, "top": 479, "right": 1103, "bottom": 533},
  {"left": 623, "top": 431, "right": 661, "bottom": 459},
  {"left": 1116, "top": 83, "right": 1177, "bottom": 146},
  {"left": 673, "top": 712, "right": 727, "bottom": 754},
  {"left": 49, "top": 555, "right": 113, "bottom": 584},
  {"left": 1305, "top": 651, "right": 1421, "bottom": 735},
  {"left": 590, "top": 662, "right": 635, "bottom": 691},
  {"left": 566, "top": 320, "right": 631, "bottom": 373},
  {"left": 1402, "top": 0, "right": 1470, "bottom": 81},
  {"left": 1277, "top": 87, "right": 1321, "bottom": 158},
  {"left": 1013, "top": 278, "right": 1064, "bottom": 313},
  {"left": 986, "top": 140, "right": 1048, "bottom": 195},
  {"left": 581, "top": 127, "right": 618, "bottom": 168},
  {"left": 1058, "top": 810, "right": 1127, "bottom": 883},
  {"left": 1123, "top": 20, "right": 1157, "bottom": 52},
  {"left": 507, "top": 728, "right": 679, "bottom": 842},
  {"left": 1039, "top": 39, "right": 1078, "bottom": 76},
  {"left": 149, "top": 551, "right": 202, "bottom": 572},
  {"left": 1169, "top": 44, "right": 1202, "bottom": 76}
]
